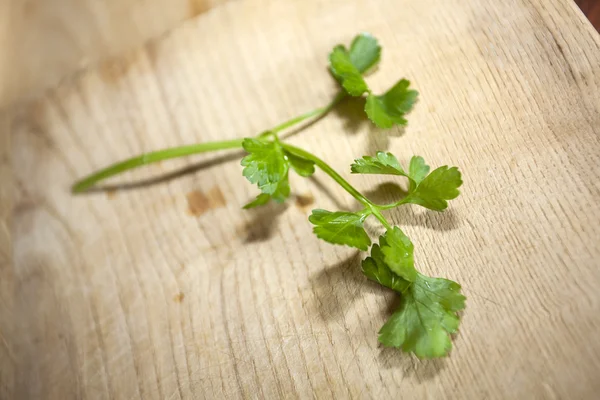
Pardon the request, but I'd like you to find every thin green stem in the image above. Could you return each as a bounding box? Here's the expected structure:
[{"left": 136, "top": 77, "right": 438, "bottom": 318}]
[
  {"left": 271, "top": 92, "right": 346, "bottom": 135},
  {"left": 378, "top": 197, "right": 411, "bottom": 210},
  {"left": 281, "top": 143, "right": 396, "bottom": 230},
  {"left": 72, "top": 139, "right": 244, "bottom": 193},
  {"left": 280, "top": 143, "right": 372, "bottom": 207},
  {"left": 73, "top": 92, "right": 346, "bottom": 193},
  {"left": 371, "top": 209, "right": 393, "bottom": 230}
]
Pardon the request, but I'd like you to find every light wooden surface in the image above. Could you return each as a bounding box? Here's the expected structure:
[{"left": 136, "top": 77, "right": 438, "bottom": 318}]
[
  {"left": 3, "top": 0, "right": 600, "bottom": 398},
  {"left": 0, "top": 0, "right": 228, "bottom": 108}
]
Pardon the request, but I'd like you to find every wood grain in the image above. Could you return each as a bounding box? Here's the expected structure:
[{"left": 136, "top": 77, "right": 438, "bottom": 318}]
[
  {"left": 0, "top": 0, "right": 229, "bottom": 108},
  {"left": 3, "top": 0, "right": 600, "bottom": 398}
]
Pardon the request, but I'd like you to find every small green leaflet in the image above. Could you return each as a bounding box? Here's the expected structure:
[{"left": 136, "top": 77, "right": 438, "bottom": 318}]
[
  {"left": 348, "top": 33, "right": 381, "bottom": 74},
  {"left": 243, "top": 193, "right": 271, "bottom": 209},
  {"left": 362, "top": 241, "right": 410, "bottom": 293},
  {"left": 351, "top": 153, "right": 461, "bottom": 211},
  {"left": 350, "top": 152, "right": 425, "bottom": 191},
  {"left": 329, "top": 33, "right": 381, "bottom": 96},
  {"left": 329, "top": 46, "right": 369, "bottom": 96},
  {"left": 241, "top": 138, "right": 315, "bottom": 207},
  {"left": 308, "top": 209, "right": 371, "bottom": 251},
  {"left": 406, "top": 166, "right": 462, "bottom": 211},
  {"left": 408, "top": 156, "right": 430, "bottom": 191},
  {"left": 351, "top": 152, "right": 407, "bottom": 176},
  {"left": 365, "top": 79, "right": 418, "bottom": 128},
  {"left": 380, "top": 227, "right": 417, "bottom": 282},
  {"left": 286, "top": 151, "right": 315, "bottom": 177},
  {"left": 241, "top": 138, "right": 290, "bottom": 203},
  {"left": 378, "top": 273, "right": 465, "bottom": 359}
]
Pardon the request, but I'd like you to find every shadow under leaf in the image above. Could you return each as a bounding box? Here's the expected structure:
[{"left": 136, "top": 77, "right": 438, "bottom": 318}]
[
  {"left": 241, "top": 201, "right": 288, "bottom": 243},
  {"left": 309, "top": 252, "right": 367, "bottom": 322},
  {"left": 365, "top": 124, "right": 406, "bottom": 156},
  {"left": 331, "top": 95, "right": 408, "bottom": 153},
  {"left": 332, "top": 96, "right": 369, "bottom": 135},
  {"left": 307, "top": 175, "right": 356, "bottom": 212},
  {"left": 389, "top": 207, "right": 461, "bottom": 232},
  {"left": 363, "top": 182, "right": 408, "bottom": 205}
]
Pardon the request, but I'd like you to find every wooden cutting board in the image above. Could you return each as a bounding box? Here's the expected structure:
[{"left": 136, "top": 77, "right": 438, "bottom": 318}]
[{"left": 2, "top": 0, "right": 600, "bottom": 398}]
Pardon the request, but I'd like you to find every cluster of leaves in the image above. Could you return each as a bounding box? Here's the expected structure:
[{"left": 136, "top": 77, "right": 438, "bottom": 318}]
[
  {"left": 352, "top": 152, "right": 462, "bottom": 211},
  {"left": 241, "top": 138, "right": 315, "bottom": 208},
  {"left": 240, "top": 34, "right": 465, "bottom": 358},
  {"left": 315, "top": 153, "right": 464, "bottom": 358},
  {"left": 329, "top": 33, "right": 419, "bottom": 128},
  {"left": 74, "top": 32, "right": 465, "bottom": 359}
]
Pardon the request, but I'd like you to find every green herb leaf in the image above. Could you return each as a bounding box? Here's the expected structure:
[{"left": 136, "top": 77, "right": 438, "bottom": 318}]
[
  {"left": 365, "top": 79, "right": 418, "bottom": 128},
  {"left": 351, "top": 151, "right": 407, "bottom": 176},
  {"left": 380, "top": 227, "right": 417, "bottom": 282},
  {"left": 329, "top": 45, "right": 369, "bottom": 96},
  {"left": 271, "top": 179, "right": 291, "bottom": 203},
  {"left": 350, "top": 153, "right": 461, "bottom": 211},
  {"left": 406, "top": 166, "right": 462, "bottom": 211},
  {"left": 362, "top": 242, "right": 410, "bottom": 293},
  {"left": 378, "top": 273, "right": 465, "bottom": 359},
  {"left": 408, "top": 156, "right": 430, "bottom": 191},
  {"left": 308, "top": 209, "right": 371, "bottom": 251},
  {"left": 348, "top": 33, "right": 381, "bottom": 74},
  {"left": 241, "top": 138, "right": 290, "bottom": 202},
  {"left": 285, "top": 150, "right": 315, "bottom": 177},
  {"left": 243, "top": 193, "right": 272, "bottom": 209},
  {"left": 363, "top": 229, "right": 465, "bottom": 358}
]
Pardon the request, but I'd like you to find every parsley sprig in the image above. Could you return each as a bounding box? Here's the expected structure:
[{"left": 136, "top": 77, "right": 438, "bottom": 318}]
[{"left": 73, "top": 33, "right": 465, "bottom": 359}]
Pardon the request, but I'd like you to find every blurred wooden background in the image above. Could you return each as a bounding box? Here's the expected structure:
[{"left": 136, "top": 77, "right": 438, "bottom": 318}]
[
  {"left": 0, "top": 0, "right": 598, "bottom": 109},
  {"left": 0, "top": 0, "right": 229, "bottom": 108}
]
